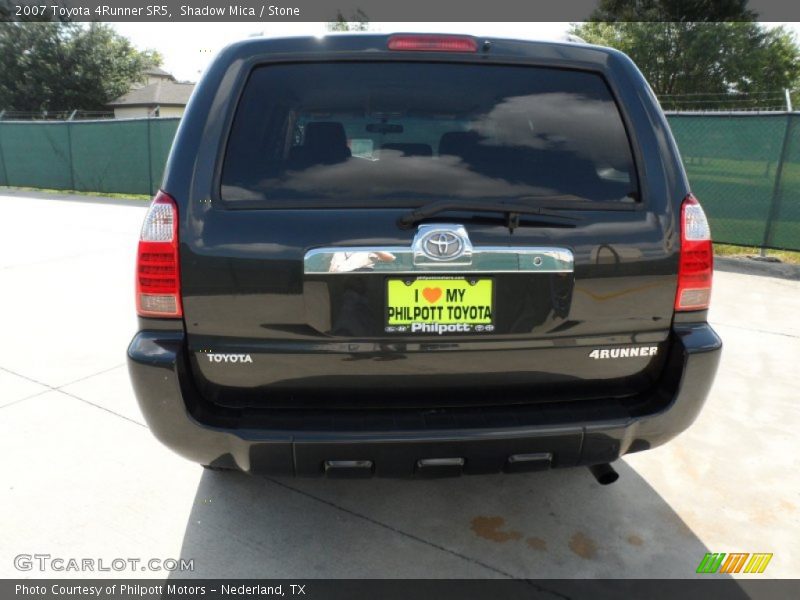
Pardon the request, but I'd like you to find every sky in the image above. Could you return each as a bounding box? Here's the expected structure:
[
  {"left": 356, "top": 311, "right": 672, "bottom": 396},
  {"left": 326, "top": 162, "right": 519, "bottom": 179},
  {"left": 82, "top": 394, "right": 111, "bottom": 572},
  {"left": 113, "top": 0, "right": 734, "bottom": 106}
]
[{"left": 112, "top": 22, "right": 800, "bottom": 83}]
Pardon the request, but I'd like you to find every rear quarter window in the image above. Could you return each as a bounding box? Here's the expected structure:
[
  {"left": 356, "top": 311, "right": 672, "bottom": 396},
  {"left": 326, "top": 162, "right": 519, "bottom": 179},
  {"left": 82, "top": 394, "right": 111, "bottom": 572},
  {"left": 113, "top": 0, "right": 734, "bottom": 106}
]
[{"left": 220, "top": 62, "right": 639, "bottom": 206}]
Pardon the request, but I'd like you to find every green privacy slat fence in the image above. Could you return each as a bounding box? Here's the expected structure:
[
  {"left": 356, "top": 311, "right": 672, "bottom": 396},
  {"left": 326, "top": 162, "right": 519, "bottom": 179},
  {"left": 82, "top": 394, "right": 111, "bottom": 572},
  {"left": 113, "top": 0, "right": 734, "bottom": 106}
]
[
  {"left": 0, "top": 118, "right": 180, "bottom": 196},
  {"left": 0, "top": 121, "right": 73, "bottom": 190},
  {"left": 666, "top": 114, "right": 799, "bottom": 251},
  {"left": 0, "top": 114, "right": 798, "bottom": 250}
]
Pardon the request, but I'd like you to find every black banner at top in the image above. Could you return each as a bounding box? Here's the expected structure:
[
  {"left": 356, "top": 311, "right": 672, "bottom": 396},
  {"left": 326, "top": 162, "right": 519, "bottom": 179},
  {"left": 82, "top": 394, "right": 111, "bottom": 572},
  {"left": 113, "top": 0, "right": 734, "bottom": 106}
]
[{"left": 4, "top": 0, "right": 800, "bottom": 22}]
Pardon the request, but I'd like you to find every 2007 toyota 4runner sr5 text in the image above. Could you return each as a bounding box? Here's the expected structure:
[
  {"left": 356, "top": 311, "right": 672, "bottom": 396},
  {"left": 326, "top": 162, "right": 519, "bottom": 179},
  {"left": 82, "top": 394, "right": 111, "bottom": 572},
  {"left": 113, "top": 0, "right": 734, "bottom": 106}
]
[{"left": 127, "top": 34, "right": 721, "bottom": 481}]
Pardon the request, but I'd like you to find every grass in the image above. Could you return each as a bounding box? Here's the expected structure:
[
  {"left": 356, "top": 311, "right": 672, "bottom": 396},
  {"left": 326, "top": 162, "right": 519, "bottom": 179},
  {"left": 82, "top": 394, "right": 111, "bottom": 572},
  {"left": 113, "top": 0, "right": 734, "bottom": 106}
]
[
  {"left": 0, "top": 185, "right": 150, "bottom": 201},
  {"left": 715, "top": 243, "right": 800, "bottom": 264}
]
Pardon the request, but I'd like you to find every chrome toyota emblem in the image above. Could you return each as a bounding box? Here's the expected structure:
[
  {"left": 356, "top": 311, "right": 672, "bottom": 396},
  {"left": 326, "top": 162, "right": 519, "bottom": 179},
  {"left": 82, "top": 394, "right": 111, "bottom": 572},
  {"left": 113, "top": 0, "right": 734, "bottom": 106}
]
[
  {"left": 413, "top": 225, "right": 471, "bottom": 263},
  {"left": 423, "top": 231, "right": 463, "bottom": 260}
]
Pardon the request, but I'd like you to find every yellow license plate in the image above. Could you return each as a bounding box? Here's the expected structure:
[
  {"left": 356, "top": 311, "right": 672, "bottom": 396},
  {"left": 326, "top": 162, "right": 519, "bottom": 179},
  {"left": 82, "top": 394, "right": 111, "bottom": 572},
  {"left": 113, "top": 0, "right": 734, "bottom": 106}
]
[{"left": 386, "top": 278, "right": 494, "bottom": 333}]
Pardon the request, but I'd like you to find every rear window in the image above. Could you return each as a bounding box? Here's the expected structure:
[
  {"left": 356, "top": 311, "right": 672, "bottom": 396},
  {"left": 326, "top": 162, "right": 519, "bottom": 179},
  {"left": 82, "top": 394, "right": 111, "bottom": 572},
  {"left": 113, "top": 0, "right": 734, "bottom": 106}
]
[{"left": 220, "top": 62, "right": 638, "bottom": 206}]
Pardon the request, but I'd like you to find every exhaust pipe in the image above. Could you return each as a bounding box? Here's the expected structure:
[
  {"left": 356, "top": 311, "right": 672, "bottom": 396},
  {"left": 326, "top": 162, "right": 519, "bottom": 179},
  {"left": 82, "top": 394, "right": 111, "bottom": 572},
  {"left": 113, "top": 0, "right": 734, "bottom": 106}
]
[{"left": 589, "top": 463, "right": 619, "bottom": 485}]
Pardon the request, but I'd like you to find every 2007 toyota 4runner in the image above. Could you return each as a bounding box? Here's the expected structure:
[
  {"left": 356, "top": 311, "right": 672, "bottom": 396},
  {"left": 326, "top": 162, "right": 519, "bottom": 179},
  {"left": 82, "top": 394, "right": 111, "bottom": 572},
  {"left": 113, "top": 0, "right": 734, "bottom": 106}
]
[{"left": 127, "top": 34, "right": 721, "bottom": 481}]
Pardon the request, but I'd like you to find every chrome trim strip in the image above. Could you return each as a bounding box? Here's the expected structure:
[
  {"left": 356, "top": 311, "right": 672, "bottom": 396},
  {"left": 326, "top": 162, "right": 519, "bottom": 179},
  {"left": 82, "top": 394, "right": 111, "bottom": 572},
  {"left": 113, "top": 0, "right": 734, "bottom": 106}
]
[{"left": 304, "top": 246, "right": 574, "bottom": 274}]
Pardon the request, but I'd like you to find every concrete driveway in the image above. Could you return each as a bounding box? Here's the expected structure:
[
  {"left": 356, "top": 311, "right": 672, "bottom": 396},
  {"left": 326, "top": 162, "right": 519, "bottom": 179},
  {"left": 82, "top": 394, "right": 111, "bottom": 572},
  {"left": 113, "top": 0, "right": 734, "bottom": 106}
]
[{"left": 1, "top": 189, "right": 798, "bottom": 579}]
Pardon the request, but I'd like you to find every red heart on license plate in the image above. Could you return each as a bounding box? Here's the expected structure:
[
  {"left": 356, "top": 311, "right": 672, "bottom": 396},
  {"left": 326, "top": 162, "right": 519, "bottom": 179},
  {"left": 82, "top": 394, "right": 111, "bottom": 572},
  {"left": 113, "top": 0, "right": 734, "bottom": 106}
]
[{"left": 422, "top": 287, "right": 442, "bottom": 303}]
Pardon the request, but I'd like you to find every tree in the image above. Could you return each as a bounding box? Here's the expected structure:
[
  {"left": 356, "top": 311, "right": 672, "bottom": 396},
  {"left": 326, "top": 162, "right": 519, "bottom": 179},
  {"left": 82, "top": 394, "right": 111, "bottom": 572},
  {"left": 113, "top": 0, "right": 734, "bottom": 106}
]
[
  {"left": 327, "top": 9, "right": 370, "bottom": 32},
  {"left": 0, "top": 22, "right": 161, "bottom": 112},
  {"left": 571, "top": 1, "right": 800, "bottom": 110}
]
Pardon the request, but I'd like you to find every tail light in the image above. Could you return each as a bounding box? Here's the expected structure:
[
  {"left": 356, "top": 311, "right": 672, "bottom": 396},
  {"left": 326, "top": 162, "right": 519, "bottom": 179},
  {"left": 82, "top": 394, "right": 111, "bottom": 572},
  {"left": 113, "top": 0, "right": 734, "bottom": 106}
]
[
  {"left": 675, "top": 194, "right": 713, "bottom": 311},
  {"left": 136, "top": 191, "right": 182, "bottom": 318},
  {"left": 388, "top": 35, "right": 478, "bottom": 53}
]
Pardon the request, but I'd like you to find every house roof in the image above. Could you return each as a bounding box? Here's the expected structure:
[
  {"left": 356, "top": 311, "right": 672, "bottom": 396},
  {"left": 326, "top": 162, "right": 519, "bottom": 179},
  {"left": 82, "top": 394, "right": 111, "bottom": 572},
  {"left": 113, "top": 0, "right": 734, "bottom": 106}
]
[
  {"left": 108, "top": 80, "right": 195, "bottom": 108},
  {"left": 144, "top": 66, "right": 175, "bottom": 79}
]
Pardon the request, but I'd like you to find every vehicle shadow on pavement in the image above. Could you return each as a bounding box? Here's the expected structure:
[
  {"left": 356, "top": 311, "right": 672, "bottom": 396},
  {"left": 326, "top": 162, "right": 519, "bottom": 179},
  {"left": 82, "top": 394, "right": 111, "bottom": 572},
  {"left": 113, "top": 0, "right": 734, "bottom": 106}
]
[{"left": 171, "top": 459, "right": 741, "bottom": 581}]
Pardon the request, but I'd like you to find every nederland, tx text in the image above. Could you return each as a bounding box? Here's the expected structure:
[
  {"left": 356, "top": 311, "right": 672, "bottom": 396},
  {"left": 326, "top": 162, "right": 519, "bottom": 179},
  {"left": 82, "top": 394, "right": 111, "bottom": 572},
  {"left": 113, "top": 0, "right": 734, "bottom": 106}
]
[{"left": 15, "top": 583, "right": 307, "bottom": 596}]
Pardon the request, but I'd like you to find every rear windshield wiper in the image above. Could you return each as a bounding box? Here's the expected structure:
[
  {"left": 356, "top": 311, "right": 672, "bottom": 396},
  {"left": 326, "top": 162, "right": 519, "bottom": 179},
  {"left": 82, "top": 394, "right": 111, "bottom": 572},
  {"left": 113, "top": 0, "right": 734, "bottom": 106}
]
[{"left": 397, "top": 199, "right": 584, "bottom": 233}]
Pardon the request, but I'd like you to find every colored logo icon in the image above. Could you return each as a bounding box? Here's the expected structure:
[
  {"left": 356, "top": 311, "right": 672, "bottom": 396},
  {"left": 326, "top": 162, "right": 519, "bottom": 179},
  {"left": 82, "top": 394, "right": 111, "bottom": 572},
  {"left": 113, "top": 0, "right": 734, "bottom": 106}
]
[{"left": 696, "top": 553, "right": 773, "bottom": 574}]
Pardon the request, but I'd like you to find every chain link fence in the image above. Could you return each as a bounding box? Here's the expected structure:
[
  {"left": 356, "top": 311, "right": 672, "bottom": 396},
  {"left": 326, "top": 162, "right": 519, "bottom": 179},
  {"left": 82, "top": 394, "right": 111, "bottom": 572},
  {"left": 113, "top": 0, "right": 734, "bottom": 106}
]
[
  {"left": 0, "top": 117, "right": 180, "bottom": 196},
  {"left": 666, "top": 113, "right": 799, "bottom": 251},
  {"left": 0, "top": 114, "right": 798, "bottom": 250}
]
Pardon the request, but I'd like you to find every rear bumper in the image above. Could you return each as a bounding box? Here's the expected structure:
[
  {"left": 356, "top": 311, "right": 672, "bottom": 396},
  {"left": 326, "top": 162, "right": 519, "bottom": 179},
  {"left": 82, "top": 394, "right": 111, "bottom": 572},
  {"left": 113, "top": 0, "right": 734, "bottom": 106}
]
[{"left": 127, "top": 323, "right": 721, "bottom": 477}]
